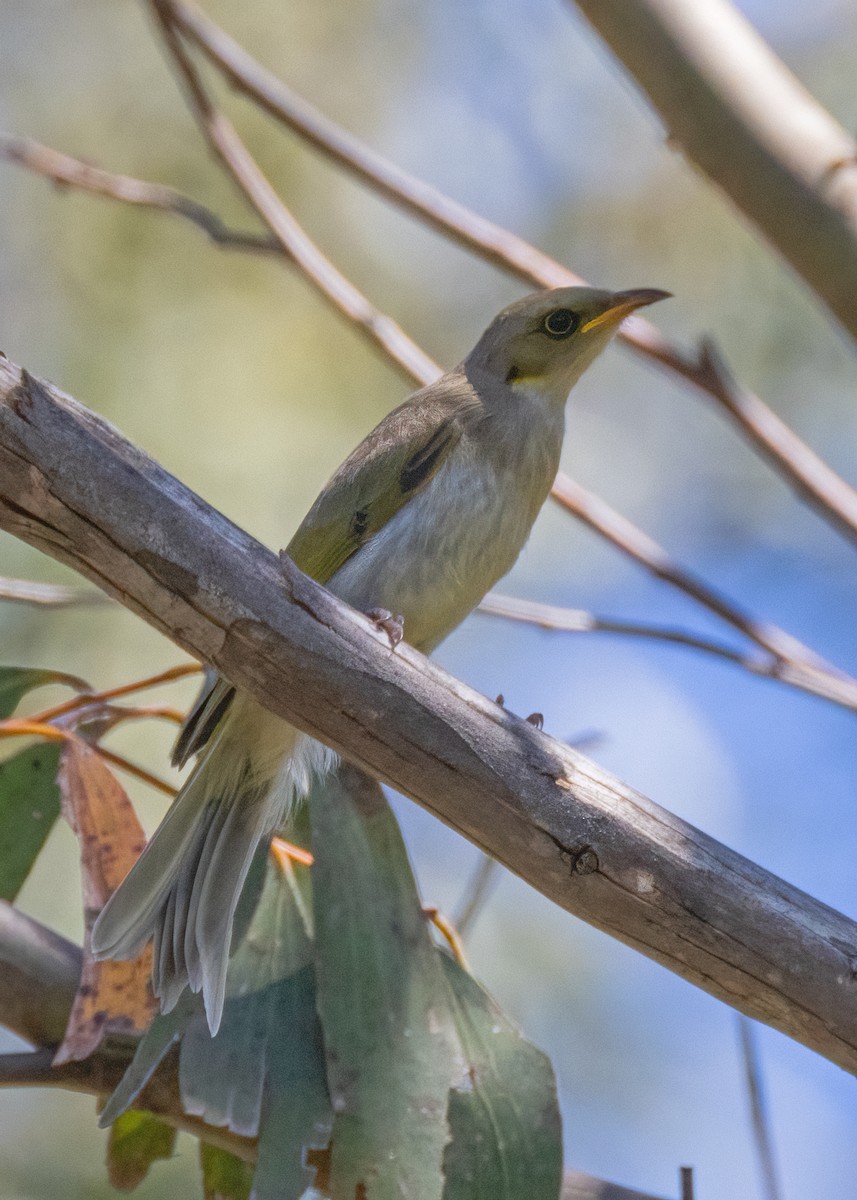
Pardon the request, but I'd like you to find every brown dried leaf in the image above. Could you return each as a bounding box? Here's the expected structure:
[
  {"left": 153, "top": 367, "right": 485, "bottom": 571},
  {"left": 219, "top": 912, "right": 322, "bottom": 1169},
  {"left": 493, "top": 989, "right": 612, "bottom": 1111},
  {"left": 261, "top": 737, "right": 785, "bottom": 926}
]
[{"left": 54, "top": 739, "right": 156, "bottom": 1065}]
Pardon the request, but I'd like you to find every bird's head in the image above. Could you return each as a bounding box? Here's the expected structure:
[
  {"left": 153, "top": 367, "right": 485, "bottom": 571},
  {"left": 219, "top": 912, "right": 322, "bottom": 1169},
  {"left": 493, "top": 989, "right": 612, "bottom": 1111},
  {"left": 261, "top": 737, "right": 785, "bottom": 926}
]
[{"left": 464, "top": 285, "right": 670, "bottom": 409}]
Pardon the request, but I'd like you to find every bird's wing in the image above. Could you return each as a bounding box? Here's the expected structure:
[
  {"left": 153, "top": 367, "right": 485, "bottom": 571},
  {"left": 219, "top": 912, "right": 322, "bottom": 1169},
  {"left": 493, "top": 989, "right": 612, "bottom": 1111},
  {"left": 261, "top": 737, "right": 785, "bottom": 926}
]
[
  {"left": 172, "top": 671, "right": 236, "bottom": 768},
  {"left": 285, "top": 380, "right": 479, "bottom": 585},
  {"left": 173, "top": 377, "right": 479, "bottom": 763}
]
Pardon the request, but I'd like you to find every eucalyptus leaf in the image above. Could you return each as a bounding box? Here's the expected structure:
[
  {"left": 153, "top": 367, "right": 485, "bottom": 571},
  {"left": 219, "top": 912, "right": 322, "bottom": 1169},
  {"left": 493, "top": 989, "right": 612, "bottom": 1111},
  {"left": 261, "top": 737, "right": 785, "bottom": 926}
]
[
  {"left": 251, "top": 963, "right": 332, "bottom": 1200},
  {"left": 181, "top": 851, "right": 331, "bottom": 1198},
  {"left": 0, "top": 742, "right": 62, "bottom": 901},
  {"left": 199, "top": 1143, "right": 253, "bottom": 1200},
  {"left": 101, "top": 853, "right": 332, "bottom": 1200},
  {"left": 309, "top": 766, "right": 465, "bottom": 1200},
  {"left": 0, "top": 665, "right": 88, "bottom": 718},
  {"left": 179, "top": 851, "right": 319, "bottom": 1138},
  {"left": 107, "top": 1109, "right": 176, "bottom": 1191},
  {"left": 440, "top": 954, "right": 563, "bottom": 1200}
]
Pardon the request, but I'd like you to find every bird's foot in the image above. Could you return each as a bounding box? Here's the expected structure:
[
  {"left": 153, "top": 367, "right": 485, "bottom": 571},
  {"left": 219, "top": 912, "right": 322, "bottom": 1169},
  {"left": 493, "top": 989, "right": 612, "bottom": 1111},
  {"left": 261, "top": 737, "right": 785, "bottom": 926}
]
[
  {"left": 526, "top": 712, "right": 544, "bottom": 730},
  {"left": 366, "top": 607, "right": 405, "bottom": 648}
]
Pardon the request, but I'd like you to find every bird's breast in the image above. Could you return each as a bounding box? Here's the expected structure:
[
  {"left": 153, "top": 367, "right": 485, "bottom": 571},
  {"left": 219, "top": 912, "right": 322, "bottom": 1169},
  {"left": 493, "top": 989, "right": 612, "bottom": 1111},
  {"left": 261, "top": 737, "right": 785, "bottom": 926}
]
[{"left": 327, "top": 423, "right": 561, "bottom": 651}]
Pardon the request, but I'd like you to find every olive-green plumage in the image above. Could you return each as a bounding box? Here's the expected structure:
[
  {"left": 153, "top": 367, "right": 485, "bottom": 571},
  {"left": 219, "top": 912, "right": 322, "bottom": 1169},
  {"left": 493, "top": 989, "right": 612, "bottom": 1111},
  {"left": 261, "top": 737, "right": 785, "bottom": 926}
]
[{"left": 92, "top": 285, "right": 668, "bottom": 1033}]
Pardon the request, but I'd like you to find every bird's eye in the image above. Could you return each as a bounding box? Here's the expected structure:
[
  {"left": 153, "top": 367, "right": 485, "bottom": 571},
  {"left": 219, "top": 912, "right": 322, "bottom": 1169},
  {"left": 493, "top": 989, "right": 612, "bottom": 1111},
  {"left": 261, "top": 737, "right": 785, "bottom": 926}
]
[{"left": 542, "top": 309, "right": 579, "bottom": 339}]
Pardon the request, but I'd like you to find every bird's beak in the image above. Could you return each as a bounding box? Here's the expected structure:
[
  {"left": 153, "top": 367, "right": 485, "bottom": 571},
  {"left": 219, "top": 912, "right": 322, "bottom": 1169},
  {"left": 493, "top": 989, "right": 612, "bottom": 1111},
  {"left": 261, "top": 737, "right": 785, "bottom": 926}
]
[{"left": 580, "top": 288, "right": 672, "bottom": 333}]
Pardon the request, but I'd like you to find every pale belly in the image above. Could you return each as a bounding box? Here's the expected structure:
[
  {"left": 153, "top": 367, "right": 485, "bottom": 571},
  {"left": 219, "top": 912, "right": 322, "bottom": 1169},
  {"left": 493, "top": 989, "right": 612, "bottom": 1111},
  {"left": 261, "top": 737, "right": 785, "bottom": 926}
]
[{"left": 326, "top": 444, "right": 557, "bottom": 652}]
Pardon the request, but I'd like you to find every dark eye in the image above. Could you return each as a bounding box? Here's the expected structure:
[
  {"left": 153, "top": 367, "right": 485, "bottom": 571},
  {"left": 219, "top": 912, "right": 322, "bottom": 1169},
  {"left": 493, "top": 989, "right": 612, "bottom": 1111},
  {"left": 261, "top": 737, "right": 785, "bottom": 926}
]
[{"left": 542, "top": 309, "right": 579, "bottom": 339}]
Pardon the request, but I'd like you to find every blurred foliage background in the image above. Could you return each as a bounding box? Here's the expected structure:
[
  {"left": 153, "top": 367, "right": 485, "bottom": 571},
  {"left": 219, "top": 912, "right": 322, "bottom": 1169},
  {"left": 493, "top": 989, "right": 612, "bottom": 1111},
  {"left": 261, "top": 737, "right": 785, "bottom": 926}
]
[{"left": 2, "top": 0, "right": 857, "bottom": 1196}]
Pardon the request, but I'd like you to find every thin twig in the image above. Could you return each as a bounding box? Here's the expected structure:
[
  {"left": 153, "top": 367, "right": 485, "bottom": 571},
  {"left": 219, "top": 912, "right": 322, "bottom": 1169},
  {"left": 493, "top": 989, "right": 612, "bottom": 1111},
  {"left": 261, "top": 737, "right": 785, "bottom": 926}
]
[
  {"left": 29, "top": 662, "right": 201, "bottom": 725},
  {"left": 170, "top": 0, "right": 857, "bottom": 548},
  {"left": 549, "top": 475, "right": 829, "bottom": 668},
  {"left": 0, "top": 133, "right": 282, "bottom": 257},
  {"left": 737, "top": 1016, "right": 783, "bottom": 1200},
  {"left": 149, "top": 1, "right": 439, "bottom": 388},
  {"left": 0, "top": 1046, "right": 257, "bottom": 1162},
  {"left": 696, "top": 339, "right": 857, "bottom": 549},
  {"left": 479, "top": 592, "right": 857, "bottom": 712},
  {"left": 94, "top": 745, "right": 178, "bottom": 797},
  {"left": 453, "top": 854, "right": 501, "bottom": 938},
  {"left": 679, "top": 1167, "right": 695, "bottom": 1200},
  {"left": 97, "top": 703, "right": 186, "bottom": 727},
  {"left": 167, "top": 0, "right": 569, "bottom": 286},
  {"left": 0, "top": 719, "right": 71, "bottom": 745},
  {"left": 0, "top": 574, "right": 112, "bottom": 607},
  {"left": 0, "top": 718, "right": 178, "bottom": 796}
]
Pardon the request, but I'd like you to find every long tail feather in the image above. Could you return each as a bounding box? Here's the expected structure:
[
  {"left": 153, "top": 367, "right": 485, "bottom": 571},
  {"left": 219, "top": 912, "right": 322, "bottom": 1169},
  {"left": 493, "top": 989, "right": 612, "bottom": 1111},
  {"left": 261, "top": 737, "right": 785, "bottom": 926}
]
[{"left": 91, "top": 695, "right": 311, "bottom": 1034}]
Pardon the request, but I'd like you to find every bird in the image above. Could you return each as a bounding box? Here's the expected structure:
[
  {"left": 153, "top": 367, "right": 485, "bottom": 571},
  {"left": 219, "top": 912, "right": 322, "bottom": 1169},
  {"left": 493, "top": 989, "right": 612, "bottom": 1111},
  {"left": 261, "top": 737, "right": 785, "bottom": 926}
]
[{"left": 91, "top": 284, "right": 669, "bottom": 1034}]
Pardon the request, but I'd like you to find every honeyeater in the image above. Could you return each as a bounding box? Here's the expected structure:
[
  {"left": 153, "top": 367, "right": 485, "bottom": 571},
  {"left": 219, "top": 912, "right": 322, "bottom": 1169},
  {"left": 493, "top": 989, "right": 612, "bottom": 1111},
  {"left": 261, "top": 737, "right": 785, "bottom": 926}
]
[{"left": 92, "top": 285, "right": 669, "bottom": 1033}]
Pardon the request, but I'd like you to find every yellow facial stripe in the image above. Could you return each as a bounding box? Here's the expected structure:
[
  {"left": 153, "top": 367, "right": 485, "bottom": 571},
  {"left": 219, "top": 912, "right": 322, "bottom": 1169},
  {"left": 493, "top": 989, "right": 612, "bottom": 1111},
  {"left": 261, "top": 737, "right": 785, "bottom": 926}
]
[{"left": 579, "top": 305, "right": 631, "bottom": 334}]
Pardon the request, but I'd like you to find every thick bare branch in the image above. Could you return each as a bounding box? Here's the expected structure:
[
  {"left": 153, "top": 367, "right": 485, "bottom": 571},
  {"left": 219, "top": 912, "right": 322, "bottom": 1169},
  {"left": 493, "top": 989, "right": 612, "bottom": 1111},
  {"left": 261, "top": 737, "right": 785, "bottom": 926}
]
[
  {"left": 572, "top": 0, "right": 857, "bottom": 343},
  {"left": 2, "top": 358, "right": 857, "bottom": 1075},
  {"left": 0, "top": 903, "right": 80, "bottom": 1046}
]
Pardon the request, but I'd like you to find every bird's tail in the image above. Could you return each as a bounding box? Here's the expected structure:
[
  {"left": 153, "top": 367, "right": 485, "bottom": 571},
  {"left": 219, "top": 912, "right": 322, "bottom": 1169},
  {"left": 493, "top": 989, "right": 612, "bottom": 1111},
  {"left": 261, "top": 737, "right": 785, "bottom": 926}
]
[{"left": 91, "top": 695, "right": 331, "bottom": 1034}]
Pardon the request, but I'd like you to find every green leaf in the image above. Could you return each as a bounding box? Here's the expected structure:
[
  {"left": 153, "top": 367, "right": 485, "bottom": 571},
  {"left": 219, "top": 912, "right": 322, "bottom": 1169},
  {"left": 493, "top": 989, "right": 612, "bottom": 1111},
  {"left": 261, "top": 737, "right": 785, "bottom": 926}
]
[
  {"left": 100, "top": 852, "right": 331, "bottom": 1199},
  {"left": 440, "top": 954, "right": 563, "bottom": 1200},
  {"left": 181, "top": 854, "right": 331, "bottom": 1200},
  {"left": 106, "top": 1109, "right": 176, "bottom": 1191},
  {"left": 199, "top": 1143, "right": 253, "bottom": 1200},
  {"left": 252, "top": 963, "right": 332, "bottom": 1200},
  {"left": 178, "top": 851, "right": 319, "bottom": 1137},
  {"left": 308, "top": 766, "right": 465, "bottom": 1200},
  {"left": 0, "top": 665, "right": 88, "bottom": 718},
  {"left": 0, "top": 742, "right": 62, "bottom": 901}
]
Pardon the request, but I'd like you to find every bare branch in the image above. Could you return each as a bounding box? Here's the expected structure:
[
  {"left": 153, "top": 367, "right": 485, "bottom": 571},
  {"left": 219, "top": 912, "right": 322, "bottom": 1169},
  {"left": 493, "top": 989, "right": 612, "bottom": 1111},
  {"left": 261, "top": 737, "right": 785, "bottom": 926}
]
[
  {"left": 148, "top": 1, "right": 439, "bottom": 388},
  {"left": 738, "top": 1016, "right": 783, "bottom": 1200},
  {"left": 679, "top": 1167, "right": 695, "bottom": 1200},
  {"left": 169, "top": 0, "right": 569, "bottom": 286},
  {"left": 453, "top": 854, "right": 501, "bottom": 938},
  {"left": 3, "top": 359, "right": 857, "bottom": 1076},
  {"left": 0, "top": 1044, "right": 257, "bottom": 1161},
  {"left": 0, "top": 903, "right": 80, "bottom": 1046},
  {"left": 0, "top": 574, "right": 110, "bottom": 606},
  {"left": 572, "top": 0, "right": 857, "bottom": 344},
  {"left": 694, "top": 339, "right": 857, "bottom": 548},
  {"left": 549, "top": 475, "right": 857, "bottom": 695},
  {"left": 0, "top": 133, "right": 282, "bottom": 256},
  {"left": 167, "top": 0, "right": 857, "bottom": 548},
  {"left": 563, "top": 1173, "right": 671, "bottom": 1200},
  {"left": 479, "top": 593, "right": 857, "bottom": 713}
]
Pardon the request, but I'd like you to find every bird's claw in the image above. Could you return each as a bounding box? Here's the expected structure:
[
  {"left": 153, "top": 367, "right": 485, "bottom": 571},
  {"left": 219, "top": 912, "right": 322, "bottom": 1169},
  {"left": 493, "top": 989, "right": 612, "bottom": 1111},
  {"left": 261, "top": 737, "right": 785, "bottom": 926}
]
[
  {"left": 366, "top": 607, "right": 405, "bottom": 648},
  {"left": 526, "top": 712, "right": 544, "bottom": 730}
]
